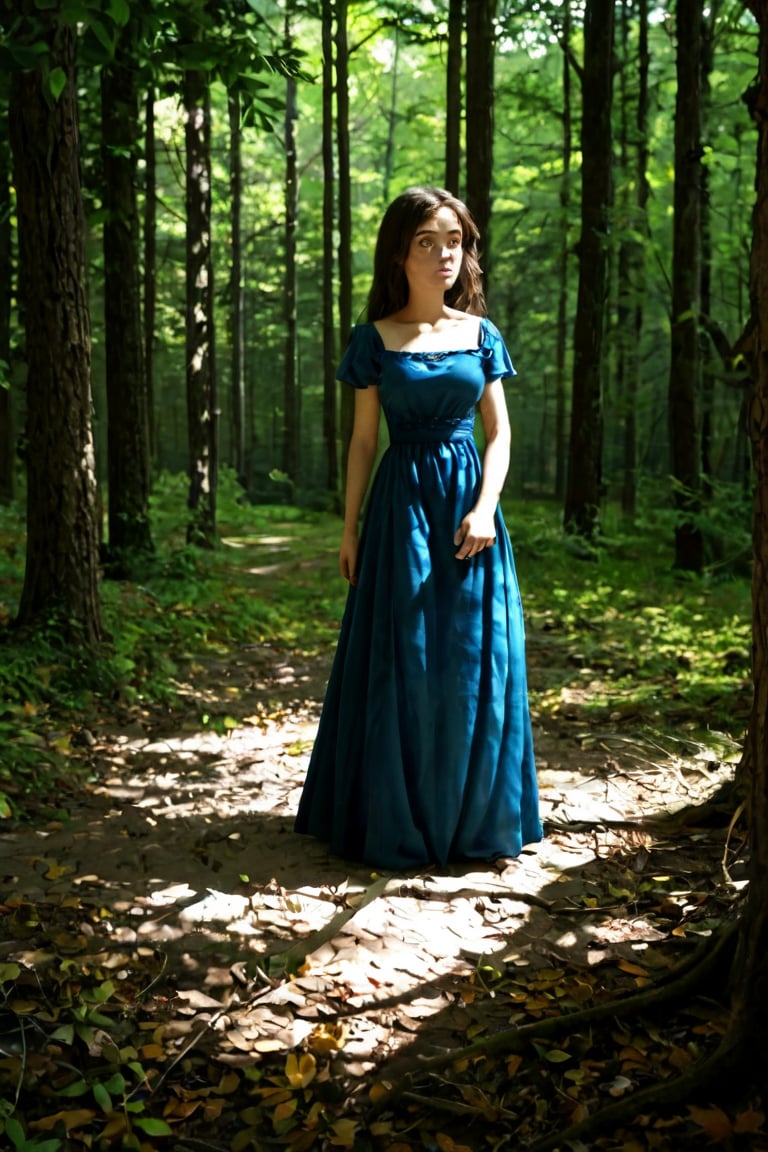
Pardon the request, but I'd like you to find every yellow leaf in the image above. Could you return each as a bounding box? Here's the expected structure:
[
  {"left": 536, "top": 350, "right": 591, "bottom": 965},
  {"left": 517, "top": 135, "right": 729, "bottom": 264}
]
[
  {"left": 689, "top": 1105, "right": 733, "bottom": 1139},
  {"left": 329, "top": 1118, "right": 358, "bottom": 1147},
  {"left": 217, "top": 1070, "right": 240, "bottom": 1094},
  {"left": 435, "top": 1135, "right": 472, "bottom": 1152},
  {"left": 506, "top": 1054, "right": 523, "bottom": 1077},
  {"left": 734, "top": 1108, "right": 766, "bottom": 1134},
  {"left": 273, "top": 1098, "right": 298, "bottom": 1125},
  {"left": 29, "top": 1109, "right": 98, "bottom": 1132},
  {"left": 308, "top": 1022, "right": 346, "bottom": 1054},
  {"left": 285, "top": 1051, "right": 316, "bottom": 1088},
  {"left": 369, "top": 1081, "right": 392, "bottom": 1103}
]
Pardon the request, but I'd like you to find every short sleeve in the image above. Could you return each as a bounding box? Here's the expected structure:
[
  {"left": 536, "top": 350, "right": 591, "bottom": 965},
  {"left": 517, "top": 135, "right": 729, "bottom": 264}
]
[
  {"left": 480, "top": 318, "right": 517, "bottom": 381},
  {"left": 336, "top": 323, "right": 382, "bottom": 389}
]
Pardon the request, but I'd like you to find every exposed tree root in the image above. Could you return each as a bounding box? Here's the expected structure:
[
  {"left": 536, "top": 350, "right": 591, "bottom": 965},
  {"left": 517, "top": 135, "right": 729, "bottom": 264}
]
[{"left": 367, "top": 917, "right": 740, "bottom": 1122}]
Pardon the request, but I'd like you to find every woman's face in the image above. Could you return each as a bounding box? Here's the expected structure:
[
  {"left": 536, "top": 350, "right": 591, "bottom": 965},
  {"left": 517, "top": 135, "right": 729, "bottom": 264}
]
[{"left": 402, "top": 205, "right": 464, "bottom": 297}]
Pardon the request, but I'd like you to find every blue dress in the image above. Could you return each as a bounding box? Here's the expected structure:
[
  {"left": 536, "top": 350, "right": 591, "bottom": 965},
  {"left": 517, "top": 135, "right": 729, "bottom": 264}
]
[{"left": 295, "top": 318, "right": 542, "bottom": 870}]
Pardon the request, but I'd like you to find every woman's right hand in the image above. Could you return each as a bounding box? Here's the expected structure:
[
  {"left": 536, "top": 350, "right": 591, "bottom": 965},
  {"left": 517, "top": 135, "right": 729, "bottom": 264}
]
[{"left": 340, "top": 528, "right": 359, "bottom": 584}]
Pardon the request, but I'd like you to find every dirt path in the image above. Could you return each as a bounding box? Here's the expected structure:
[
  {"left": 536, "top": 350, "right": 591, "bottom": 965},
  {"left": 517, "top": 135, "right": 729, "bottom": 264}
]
[{"left": 0, "top": 637, "right": 740, "bottom": 1148}]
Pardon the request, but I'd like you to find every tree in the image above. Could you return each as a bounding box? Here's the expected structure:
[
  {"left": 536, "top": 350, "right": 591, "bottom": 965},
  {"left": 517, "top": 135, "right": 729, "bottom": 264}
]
[
  {"left": 445, "top": 0, "right": 463, "bottom": 195},
  {"left": 101, "top": 17, "right": 153, "bottom": 570},
  {"left": 724, "top": 0, "right": 768, "bottom": 1075},
  {"left": 282, "top": 13, "right": 300, "bottom": 493},
  {"left": 0, "top": 82, "right": 12, "bottom": 505},
  {"left": 228, "top": 88, "right": 246, "bottom": 484},
  {"left": 553, "top": 0, "right": 573, "bottom": 503},
  {"left": 668, "top": 0, "right": 704, "bottom": 571},
  {"left": 564, "top": 0, "right": 615, "bottom": 539},
  {"left": 336, "top": 0, "right": 354, "bottom": 480},
  {"left": 8, "top": 7, "right": 102, "bottom": 645},
  {"left": 184, "top": 65, "right": 218, "bottom": 546},
  {"left": 464, "top": 0, "right": 495, "bottom": 287},
  {"left": 321, "top": 0, "right": 338, "bottom": 501}
]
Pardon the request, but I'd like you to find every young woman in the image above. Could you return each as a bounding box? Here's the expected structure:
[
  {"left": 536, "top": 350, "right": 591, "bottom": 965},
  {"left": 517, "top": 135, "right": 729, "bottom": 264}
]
[{"left": 295, "top": 186, "right": 542, "bottom": 870}]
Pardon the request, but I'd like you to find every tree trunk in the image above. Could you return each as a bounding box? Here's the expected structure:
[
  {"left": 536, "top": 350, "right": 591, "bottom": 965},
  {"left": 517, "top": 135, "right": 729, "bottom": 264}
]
[
  {"left": 619, "top": 0, "right": 649, "bottom": 523},
  {"left": 0, "top": 95, "right": 12, "bottom": 505},
  {"left": 10, "top": 16, "right": 102, "bottom": 645},
  {"left": 321, "top": 0, "right": 338, "bottom": 502},
  {"left": 282, "top": 24, "right": 300, "bottom": 495},
  {"left": 553, "top": 0, "right": 572, "bottom": 503},
  {"left": 725, "top": 0, "right": 768, "bottom": 1074},
  {"left": 228, "top": 89, "right": 246, "bottom": 484},
  {"left": 564, "top": 0, "right": 614, "bottom": 539},
  {"left": 336, "top": 0, "right": 354, "bottom": 482},
  {"left": 143, "top": 85, "right": 157, "bottom": 466},
  {"left": 184, "top": 68, "right": 217, "bottom": 546},
  {"left": 101, "top": 43, "right": 153, "bottom": 570},
  {"left": 668, "top": 0, "right": 704, "bottom": 571},
  {"left": 465, "top": 0, "right": 495, "bottom": 291},
  {"left": 445, "top": 0, "right": 463, "bottom": 196}
]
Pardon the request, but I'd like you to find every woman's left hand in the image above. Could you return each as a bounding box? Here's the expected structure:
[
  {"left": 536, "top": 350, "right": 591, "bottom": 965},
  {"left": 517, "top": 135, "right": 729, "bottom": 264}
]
[{"left": 454, "top": 508, "right": 497, "bottom": 560}]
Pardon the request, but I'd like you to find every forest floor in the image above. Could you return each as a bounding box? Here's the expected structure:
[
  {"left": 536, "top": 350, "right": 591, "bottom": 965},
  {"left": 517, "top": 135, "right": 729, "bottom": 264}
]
[{"left": 1, "top": 619, "right": 763, "bottom": 1152}]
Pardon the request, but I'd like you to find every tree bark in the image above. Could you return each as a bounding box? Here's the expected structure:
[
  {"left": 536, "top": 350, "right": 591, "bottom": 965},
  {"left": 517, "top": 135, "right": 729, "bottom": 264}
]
[
  {"left": 10, "top": 15, "right": 102, "bottom": 644},
  {"left": 321, "top": 0, "right": 338, "bottom": 501},
  {"left": 445, "top": 0, "right": 463, "bottom": 196},
  {"left": 282, "top": 20, "right": 300, "bottom": 495},
  {"left": 553, "top": 0, "right": 572, "bottom": 503},
  {"left": 725, "top": 0, "right": 768, "bottom": 1073},
  {"left": 0, "top": 94, "right": 12, "bottom": 505},
  {"left": 465, "top": 0, "right": 495, "bottom": 291},
  {"left": 564, "top": 0, "right": 614, "bottom": 539},
  {"left": 101, "top": 39, "right": 153, "bottom": 570},
  {"left": 184, "top": 68, "right": 217, "bottom": 546},
  {"left": 619, "top": 0, "right": 649, "bottom": 523},
  {"left": 336, "top": 0, "right": 354, "bottom": 482},
  {"left": 668, "top": 0, "right": 704, "bottom": 571},
  {"left": 143, "top": 86, "right": 157, "bottom": 466},
  {"left": 228, "top": 89, "right": 246, "bottom": 484}
]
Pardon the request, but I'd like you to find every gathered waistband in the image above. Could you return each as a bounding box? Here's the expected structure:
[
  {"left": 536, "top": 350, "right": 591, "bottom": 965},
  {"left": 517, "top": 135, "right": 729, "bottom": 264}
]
[{"left": 389, "top": 414, "right": 475, "bottom": 444}]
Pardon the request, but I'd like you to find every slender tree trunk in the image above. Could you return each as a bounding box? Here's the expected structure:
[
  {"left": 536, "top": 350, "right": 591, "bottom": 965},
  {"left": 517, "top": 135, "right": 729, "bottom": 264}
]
[
  {"left": 445, "top": 0, "right": 463, "bottom": 196},
  {"left": 184, "top": 69, "right": 217, "bottom": 546},
  {"left": 321, "top": 0, "right": 338, "bottom": 502},
  {"left": 101, "top": 40, "right": 153, "bottom": 570},
  {"left": 381, "top": 26, "right": 400, "bottom": 205},
  {"left": 336, "top": 0, "right": 354, "bottom": 481},
  {"left": 564, "top": 0, "right": 614, "bottom": 539},
  {"left": 618, "top": 0, "right": 649, "bottom": 523},
  {"left": 554, "top": 0, "right": 571, "bottom": 503},
  {"left": 10, "top": 16, "right": 102, "bottom": 644},
  {"left": 700, "top": 3, "right": 718, "bottom": 499},
  {"left": 0, "top": 94, "right": 12, "bottom": 505},
  {"left": 725, "top": 0, "right": 768, "bottom": 1078},
  {"left": 465, "top": 0, "right": 495, "bottom": 291},
  {"left": 228, "top": 89, "right": 246, "bottom": 484},
  {"left": 144, "top": 86, "right": 157, "bottom": 466},
  {"left": 283, "top": 22, "right": 300, "bottom": 494},
  {"left": 668, "top": 0, "right": 704, "bottom": 571}
]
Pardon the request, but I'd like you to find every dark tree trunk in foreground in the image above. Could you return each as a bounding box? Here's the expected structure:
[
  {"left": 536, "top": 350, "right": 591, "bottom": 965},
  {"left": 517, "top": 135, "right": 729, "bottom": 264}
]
[
  {"left": 101, "top": 42, "right": 153, "bottom": 569},
  {"left": 668, "top": 0, "right": 704, "bottom": 571},
  {"left": 184, "top": 68, "right": 217, "bottom": 546},
  {"left": 0, "top": 96, "right": 12, "bottom": 505},
  {"left": 321, "top": 0, "right": 338, "bottom": 501},
  {"left": 725, "top": 0, "right": 768, "bottom": 1075},
  {"left": 10, "top": 18, "right": 102, "bottom": 644},
  {"left": 445, "top": 0, "right": 463, "bottom": 196},
  {"left": 564, "top": 0, "right": 614, "bottom": 539},
  {"left": 465, "top": 0, "right": 495, "bottom": 289}
]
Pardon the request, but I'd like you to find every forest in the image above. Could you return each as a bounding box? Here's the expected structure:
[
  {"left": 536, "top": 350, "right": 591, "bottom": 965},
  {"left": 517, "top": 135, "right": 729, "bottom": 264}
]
[{"left": 2, "top": 0, "right": 768, "bottom": 1150}]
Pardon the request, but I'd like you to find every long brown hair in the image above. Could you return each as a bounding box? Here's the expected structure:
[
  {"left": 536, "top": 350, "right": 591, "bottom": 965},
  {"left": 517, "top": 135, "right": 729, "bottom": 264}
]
[{"left": 365, "top": 186, "right": 486, "bottom": 322}]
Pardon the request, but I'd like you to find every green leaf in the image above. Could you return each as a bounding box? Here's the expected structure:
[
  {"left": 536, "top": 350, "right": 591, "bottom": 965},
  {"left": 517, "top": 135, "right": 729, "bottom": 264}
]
[
  {"left": 57, "top": 1078, "right": 90, "bottom": 1097},
  {"left": 133, "top": 1117, "right": 174, "bottom": 1135},
  {"left": 107, "top": 0, "right": 131, "bottom": 25},
  {"left": 47, "top": 66, "right": 67, "bottom": 101},
  {"left": 93, "top": 1082, "right": 112, "bottom": 1112}
]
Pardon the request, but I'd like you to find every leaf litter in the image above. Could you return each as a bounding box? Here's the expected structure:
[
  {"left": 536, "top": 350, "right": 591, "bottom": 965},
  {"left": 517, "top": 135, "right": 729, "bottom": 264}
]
[{"left": 0, "top": 638, "right": 764, "bottom": 1151}]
